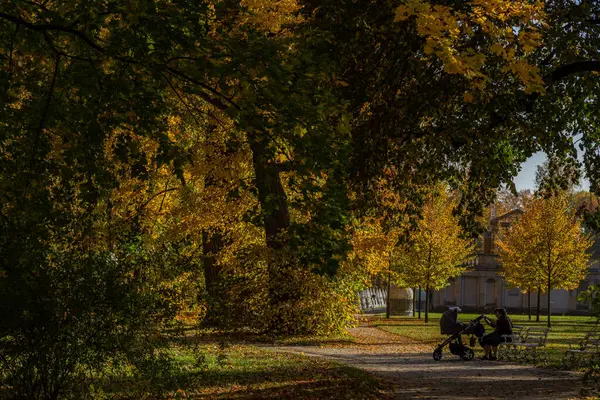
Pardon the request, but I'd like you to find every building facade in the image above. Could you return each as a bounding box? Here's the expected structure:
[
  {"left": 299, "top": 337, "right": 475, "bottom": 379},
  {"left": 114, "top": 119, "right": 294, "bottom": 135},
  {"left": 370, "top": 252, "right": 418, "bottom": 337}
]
[{"left": 431, "top": 209, "right": 600, "bottom": 314}]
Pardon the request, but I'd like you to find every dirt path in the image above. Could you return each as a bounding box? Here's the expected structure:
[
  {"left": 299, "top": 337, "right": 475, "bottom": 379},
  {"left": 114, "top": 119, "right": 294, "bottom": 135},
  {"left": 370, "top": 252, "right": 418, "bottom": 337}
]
[{"left": 267, "top": 327, "right": 583, "bottom": 400}]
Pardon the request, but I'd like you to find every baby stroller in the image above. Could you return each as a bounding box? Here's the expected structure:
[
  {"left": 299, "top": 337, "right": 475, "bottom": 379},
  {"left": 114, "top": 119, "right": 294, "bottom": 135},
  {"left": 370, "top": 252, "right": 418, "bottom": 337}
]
[{"left": 433, "top": 307, "right": 485, "bottom": 361}]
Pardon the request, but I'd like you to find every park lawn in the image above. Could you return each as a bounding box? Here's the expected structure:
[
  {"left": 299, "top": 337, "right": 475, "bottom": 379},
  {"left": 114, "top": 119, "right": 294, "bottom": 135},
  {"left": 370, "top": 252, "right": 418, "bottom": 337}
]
[
  {"left": 102, "top": 333, "right": 388, "bottom": 399},
  {"left": 371, "top": 312, "right": 598, "bottom": 367}
]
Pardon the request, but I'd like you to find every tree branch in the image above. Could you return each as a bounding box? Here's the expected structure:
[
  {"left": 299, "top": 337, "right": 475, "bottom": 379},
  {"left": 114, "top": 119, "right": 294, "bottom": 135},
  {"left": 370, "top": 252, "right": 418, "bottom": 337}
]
[
  {"left": 0, "top": 12, "right": 105, "bottom": 53},
  {"left": 544, "top": 61, "right": 600, "bottom": 85},
  {"left": 24, "top": 53, "right": 60, "bottom": 195},
  {"left": 162, "top": 73, "right": 229, "bottom": 130},
  {"left": 138, "top": 187, "right": 179, "bottom": 214},
  {"left": 165, "top": 67, "right": 241, "bottom": 111}
]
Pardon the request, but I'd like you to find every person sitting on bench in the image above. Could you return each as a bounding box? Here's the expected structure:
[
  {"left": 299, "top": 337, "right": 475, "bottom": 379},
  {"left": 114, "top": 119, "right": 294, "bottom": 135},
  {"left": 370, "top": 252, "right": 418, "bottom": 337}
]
[{"left": 480, "top": 308, "right": 512, "bottom": 360}]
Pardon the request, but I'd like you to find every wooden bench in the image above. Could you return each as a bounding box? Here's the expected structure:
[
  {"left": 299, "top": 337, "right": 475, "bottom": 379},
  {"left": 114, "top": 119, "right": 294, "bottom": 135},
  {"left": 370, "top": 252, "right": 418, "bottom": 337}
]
[
  {"left": 498, "top": 326, "right": 551, "bottom": 364},
  {"left": 562, "top": 331, "right": 600, "bottom": 369}
]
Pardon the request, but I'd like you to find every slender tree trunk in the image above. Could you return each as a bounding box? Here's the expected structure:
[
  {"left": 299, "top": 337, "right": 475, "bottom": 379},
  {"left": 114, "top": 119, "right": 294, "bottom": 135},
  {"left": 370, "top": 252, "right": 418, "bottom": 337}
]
[
  {"left": 413, "top": 287, "right": 417, "bottom": 317},
  {"left": 547, "top": 280, "right": 552, "bottom": 328},
  {"left": 202, "top": 230, "right": 225, "bottom": 326},
  {"left": 536, "top": 288, "right": 541, "bottom": 322},
  {"left": 424, "top": 287, "right": 429, "bottom": 322},
  {"left": 386, "top": 259, "right": 391, "bottom": 319},
  {"left": 418, "top": 286, "right": 422, "bottom": 319},
  {"left": 528, "top": 291, "right": 531, "bottom": 320}
]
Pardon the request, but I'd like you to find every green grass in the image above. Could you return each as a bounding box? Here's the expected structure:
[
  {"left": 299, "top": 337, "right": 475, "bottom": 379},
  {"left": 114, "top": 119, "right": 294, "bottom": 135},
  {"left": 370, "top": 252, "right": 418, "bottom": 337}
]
[
  {"left": 371, "top": 312, "right": 598, "bottom": 367},
  {"left": 272, "top": 332, "right": 357, "bottom": 347},
  {"left": 100, "top": 332, "right": 388, "bottom": 399},
  {"left": 184, "top": 344, "right": 387, "bottom": 399}
]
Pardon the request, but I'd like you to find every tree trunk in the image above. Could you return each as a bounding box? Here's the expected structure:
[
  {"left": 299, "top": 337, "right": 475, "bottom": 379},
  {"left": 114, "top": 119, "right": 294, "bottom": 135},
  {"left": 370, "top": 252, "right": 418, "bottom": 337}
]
[
  {"left": 424, "top": 288, "right": 429, "bottom": 322},
  {"left": 528, "top": 291, "right": 531, "bottom": 320},
  {"left": 202, "top": 230, "right": 225, "bottom": 326},
  {"left": 536, "top": 288, "right": 541, "bottom": 322},
  {"left": 413, "top": 287, "right": 417, "bottom": 317},
  {"left": 386, "top": 262, "right": 391, "bottom": 319},
  {"left": 249, "top": 136, "right": 291, "bottom": 332},
  {"left": 249, "top": 136, "right": 290, "bottom": 250},
  {"left": 547, "top": 280, "right": 552, "bottom": 328},
  {"left": 418, "top": 286, "right": 422, "bottom": 319}
]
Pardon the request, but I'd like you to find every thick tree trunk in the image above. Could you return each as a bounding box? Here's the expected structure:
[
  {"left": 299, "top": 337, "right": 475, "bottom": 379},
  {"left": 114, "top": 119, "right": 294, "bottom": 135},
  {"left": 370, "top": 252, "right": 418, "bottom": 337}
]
[
  {"left": 249, "top": 136, "right": 291, "bottom": 331},
  {"left": 536, "top": 288, "right": 541, "bottom": 322},
  {"left": 425, "top": 285, "right": 430, "bottom": 323},
  {"left": 249, "top": 136, "right": 290, "bottom": 250},
  {"left": 528, "top": 291, "right": 531, "bottom": 320},
  {"left": 202, "top": 230, "right": 225, "bottom": 325}
]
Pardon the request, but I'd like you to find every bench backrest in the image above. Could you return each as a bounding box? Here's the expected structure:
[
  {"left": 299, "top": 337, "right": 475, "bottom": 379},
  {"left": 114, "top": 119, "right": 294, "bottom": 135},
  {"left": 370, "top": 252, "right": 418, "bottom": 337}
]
[
  {"left": 511, "top": 325, "right": 528, "bottom": 342},
  {"left": 523, "top": 327, "right": 550, "bottom": 346},
  {"left": 579, "top": 332, "right": 600, "bottom": 350}
]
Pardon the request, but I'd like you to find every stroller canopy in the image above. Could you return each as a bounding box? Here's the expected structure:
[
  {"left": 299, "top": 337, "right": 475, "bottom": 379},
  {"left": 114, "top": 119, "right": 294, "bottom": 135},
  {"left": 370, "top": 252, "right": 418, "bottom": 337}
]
[{"left": 440, "top": 307, "right": 464, "bottom": 335}]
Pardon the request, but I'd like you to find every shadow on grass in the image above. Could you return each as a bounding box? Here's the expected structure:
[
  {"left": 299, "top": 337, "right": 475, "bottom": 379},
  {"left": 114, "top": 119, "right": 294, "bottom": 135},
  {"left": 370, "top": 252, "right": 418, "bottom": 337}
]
[
  {"left": 99, "top": 355, "right": 383, "bottom": 400},
  {"left": 194, "top": 378, "right": 385, "bottom": 400}
]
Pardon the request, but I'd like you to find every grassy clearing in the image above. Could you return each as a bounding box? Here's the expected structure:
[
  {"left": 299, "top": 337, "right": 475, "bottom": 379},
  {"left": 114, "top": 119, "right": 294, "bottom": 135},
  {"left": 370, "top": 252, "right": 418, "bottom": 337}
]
[
  {"left": 100, "top": 331, "right": 387, "bottom": 399},
  {"left": 370, "top": 312, "right": 598, "bottom": 367}
]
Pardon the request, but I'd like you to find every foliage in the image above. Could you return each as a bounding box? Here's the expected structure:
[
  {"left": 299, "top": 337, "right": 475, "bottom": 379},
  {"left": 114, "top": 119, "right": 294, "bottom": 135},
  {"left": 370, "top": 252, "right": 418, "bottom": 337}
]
[
  {"left": 498, "top": 194, "right": 593, "bottom": 326},
  {"left": 0, "top": 231, "right": 192, "bottom": 399},
  {"left": 395, "top": 0, "right": 546, "bottom": 91},
  {"left": 573, "top": 191, "right": 600, "bottom": 234},
  {"left": 535, "top": 154, "right": 582, "bottom": 197},
  {"left": 577, "top": 284, "right": 600, "bottom": 323},
  {"left": 394, "top": 187, "right": 474, "bottom": 322},
  {"left": 1, "top": 0, "right": 600, "bottom": 396}
]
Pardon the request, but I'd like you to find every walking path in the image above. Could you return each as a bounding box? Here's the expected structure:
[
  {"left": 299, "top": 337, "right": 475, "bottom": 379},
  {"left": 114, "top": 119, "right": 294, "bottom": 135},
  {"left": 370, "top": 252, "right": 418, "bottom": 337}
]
[{"left": 268, "top": 326, "right": 583, "bottom": 399}]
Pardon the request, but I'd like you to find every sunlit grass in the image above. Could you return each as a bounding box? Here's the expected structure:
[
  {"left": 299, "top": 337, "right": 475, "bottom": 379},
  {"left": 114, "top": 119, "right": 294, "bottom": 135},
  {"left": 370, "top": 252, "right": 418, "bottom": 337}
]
[
  {"left": 184, "top": 344, "right": 385, "bottom": 399},
  {"left": 101, "top": 331, "right": 386, "bottom": 399},
  {"left": 370, "top": 312, "right": 598, "bottom": 367}
]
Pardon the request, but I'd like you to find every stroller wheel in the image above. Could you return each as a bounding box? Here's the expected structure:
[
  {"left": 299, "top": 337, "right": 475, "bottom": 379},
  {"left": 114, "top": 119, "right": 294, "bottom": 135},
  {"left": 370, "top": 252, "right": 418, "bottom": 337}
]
[
  {"left": 433, "top": 347, "right": 442, "bottom": 361},
  {"left": 461, "top": 348, "right": 475, "bottom": 361}
]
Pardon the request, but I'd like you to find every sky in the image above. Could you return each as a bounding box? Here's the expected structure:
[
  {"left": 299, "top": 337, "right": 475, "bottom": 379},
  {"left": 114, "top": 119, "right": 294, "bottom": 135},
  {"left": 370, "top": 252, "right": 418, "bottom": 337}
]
[{"left": 512, "top": 151, "right": 591, "bottom": 192}]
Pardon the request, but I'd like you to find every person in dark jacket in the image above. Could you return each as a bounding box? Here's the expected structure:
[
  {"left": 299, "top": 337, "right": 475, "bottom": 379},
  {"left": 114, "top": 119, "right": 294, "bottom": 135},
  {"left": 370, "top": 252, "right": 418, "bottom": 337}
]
[{"left": 479, "top": 308, "right": 512, "bottom": 360}]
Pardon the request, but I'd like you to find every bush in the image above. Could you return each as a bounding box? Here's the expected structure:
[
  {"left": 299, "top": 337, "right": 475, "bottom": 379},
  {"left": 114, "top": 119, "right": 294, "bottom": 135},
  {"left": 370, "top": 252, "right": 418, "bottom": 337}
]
[
  {"left": 0, "top": 241, "right": 189, "bottom": 399},
  {"left": 202, "top": 254, "right": 359, "bottom": 335}
]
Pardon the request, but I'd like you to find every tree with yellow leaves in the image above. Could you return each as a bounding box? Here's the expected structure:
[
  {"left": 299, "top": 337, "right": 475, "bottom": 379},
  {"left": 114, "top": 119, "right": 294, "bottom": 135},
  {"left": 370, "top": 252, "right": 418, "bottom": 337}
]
[
  {"left": 498, "top": 194, "right": 592, "bottom": 327},
  {"left": 394, "top": 0, "right": 546, "bottom": 94},
  {"left": 395, "top": 187, "right": 474, "bottom": 322}
]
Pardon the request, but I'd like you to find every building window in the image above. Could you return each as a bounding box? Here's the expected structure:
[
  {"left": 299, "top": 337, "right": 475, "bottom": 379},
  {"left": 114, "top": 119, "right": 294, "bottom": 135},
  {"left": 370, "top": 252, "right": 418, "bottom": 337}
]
[{"left": 507, "top": 288, "right": 520, "bottom": 296}]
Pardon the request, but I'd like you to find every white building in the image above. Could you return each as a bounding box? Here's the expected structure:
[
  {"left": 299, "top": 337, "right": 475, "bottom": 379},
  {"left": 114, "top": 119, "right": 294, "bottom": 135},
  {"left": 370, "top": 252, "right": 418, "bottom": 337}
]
[{"left": 432, "top": 209, "right": 600, "bottom": 314}]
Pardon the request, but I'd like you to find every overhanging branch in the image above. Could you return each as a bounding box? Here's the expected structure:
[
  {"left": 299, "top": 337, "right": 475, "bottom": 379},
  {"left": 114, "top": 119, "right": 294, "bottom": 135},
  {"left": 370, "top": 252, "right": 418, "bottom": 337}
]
[
  {"left": 0, "top": 12, "right": 105, "bottom": 52},
  {"left": 544, "top": 60, "right": 600, "bottom": 85}
]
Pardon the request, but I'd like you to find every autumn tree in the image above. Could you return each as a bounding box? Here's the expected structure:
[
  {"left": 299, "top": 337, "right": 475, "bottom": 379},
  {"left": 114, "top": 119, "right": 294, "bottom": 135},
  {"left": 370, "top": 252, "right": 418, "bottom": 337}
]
[
  {"left": 498, "top": 194, "right": 593, "bottom": 327},
  {"left": 394, "top": 188, "right": 474, "bottom": 323}
]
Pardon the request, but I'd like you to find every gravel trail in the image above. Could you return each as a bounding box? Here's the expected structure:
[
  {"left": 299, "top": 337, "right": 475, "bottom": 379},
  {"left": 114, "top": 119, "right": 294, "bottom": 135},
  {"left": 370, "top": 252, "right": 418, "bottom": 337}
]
[{"left": 267, "top": 326, "right": 583, "bottom": 399}]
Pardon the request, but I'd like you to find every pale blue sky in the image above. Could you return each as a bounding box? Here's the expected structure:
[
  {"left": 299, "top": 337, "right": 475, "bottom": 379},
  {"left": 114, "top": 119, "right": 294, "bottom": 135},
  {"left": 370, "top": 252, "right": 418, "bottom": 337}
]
[{"left": 512, "top": 151, "right": 590, "bottom": 191}]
